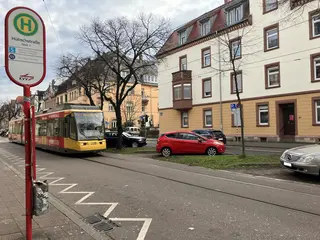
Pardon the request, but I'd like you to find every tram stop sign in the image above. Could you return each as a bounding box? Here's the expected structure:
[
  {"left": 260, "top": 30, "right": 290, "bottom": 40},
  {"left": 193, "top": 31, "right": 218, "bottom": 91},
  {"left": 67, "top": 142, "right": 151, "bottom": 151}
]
[{"left": 4, "top": 6, "right": 46, "bottom": 87}]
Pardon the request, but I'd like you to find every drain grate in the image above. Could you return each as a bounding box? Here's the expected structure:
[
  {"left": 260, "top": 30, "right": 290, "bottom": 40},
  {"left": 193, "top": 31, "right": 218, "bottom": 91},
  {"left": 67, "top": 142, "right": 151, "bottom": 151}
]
[
  {"left": 93, "top": 222, "right": 114, "bottom": 232},
  {"left": 84, "top": 212, "right": 120, "bottom": 233},
  {"left": 84, "top": 215, "right": 102, "bottom": 225}
]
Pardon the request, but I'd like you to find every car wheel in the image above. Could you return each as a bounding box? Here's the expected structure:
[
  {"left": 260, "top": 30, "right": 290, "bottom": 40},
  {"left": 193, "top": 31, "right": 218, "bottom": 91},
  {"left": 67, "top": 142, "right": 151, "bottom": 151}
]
[
  {"left": 132, "top": 142, "right": 139, "bottom": 148},
  {"left": 206, "top": 147, "right": 217, "bottom": 156},
  {"left": 161, "top": 147, "right": 171, "bottom": 157}
]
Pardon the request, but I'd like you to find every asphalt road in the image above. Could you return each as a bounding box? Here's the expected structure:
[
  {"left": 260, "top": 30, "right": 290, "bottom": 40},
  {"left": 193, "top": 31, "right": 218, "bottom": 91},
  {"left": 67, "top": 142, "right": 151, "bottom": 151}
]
[{"left": 1, "top": 141, "right": 320, "bottom": 240}]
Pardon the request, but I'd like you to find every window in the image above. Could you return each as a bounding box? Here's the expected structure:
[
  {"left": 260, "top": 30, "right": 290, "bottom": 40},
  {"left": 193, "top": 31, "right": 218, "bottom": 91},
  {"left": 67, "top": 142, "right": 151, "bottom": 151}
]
[
  {"left": 60, "top": 96, "right": 63, "bottom": 104},
  {"left": 312, "top": 98, "right": 320, "bottom": 125},
  {"left": 201, "top": 20, "right": 210, "bottom": 36},
  {"left": 173, "top": 84, "right": 182, "bottom": 100},
  {"left": 202, "top": 47, "right": 211, "bottom": 67},
  {"left": 257, "top": 104, "right": 269, "bottom": 126},
  {"left": 108, "top": 103, "right": 114, "bottom": 112},
  {"left": 126, "top": 102, "right": 133, "bottom": 113},
  {"left": 265, "top": 62, "right": 280, "bottom": 88},
  {"left": 111, "top": 120, "right": 117, "bottom": 129},
  {"left": 230, "top": 38, "right": 241, "bottom": 59},
  {"left": 226, "top": 5, "right": 243, "bottom": 26},
  {"left": 232, "top": 107, "right": 242, "bottom": 127},
  {"left": 310, "top": 10, "right": 320, "bottom": 39},
  {"left": 179, "top": 30, "right": 186, "bottom": 45},
  {"left": 264, "top": 24, "right": 279, "bottom": 51},
  {"left": 180, "top": 55, "right": 187, "bottom": 70},
  {"left": 231, "top": 71, "right": 243, "bottom": 94},
  {"left": 202, "top": 78, "right": 212, "bottom": 98},
  {"left": 166, "top": 133, "right": 178, "bottom": 138},
  {"left": 181, "top": 112, "right": 189, "bottom": 128},
  {"left": 178, "top": 133, "right": 198, "bottom": 140},
  {"left": 183, "top": 84, "right": 191, "bottom": 99},
  {"left": 263, "top": 0, "right": 278, "bottom": 13},
  {"left": 203, "top": 109, "right": 212, "bottom": 127},
  {"left": 311, "top": 53, "right": 320, "bottom": 82}
]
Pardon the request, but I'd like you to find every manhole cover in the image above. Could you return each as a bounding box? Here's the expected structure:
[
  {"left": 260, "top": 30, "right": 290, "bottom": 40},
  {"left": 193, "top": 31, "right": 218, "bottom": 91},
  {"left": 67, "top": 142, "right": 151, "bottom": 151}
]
[{"left": 93, "top": 221, "right": 114, "bottom": 232}]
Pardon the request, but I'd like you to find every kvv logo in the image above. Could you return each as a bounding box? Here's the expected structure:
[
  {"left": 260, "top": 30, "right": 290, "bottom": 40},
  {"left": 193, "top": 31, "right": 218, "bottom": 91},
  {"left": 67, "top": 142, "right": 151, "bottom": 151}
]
[{"left": 13, "top": 13, "right": 38, "bottom": 36}]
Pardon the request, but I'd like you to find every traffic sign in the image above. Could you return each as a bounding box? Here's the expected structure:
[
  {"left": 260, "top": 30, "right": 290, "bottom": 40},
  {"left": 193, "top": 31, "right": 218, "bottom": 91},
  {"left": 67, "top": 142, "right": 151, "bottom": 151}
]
[{"left": 4, "top": 6, "right": 46, "bottom": 87}]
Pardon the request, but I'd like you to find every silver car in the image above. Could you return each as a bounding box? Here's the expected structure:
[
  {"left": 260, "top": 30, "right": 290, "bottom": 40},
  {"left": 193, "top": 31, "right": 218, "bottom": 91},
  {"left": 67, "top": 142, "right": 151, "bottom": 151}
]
[{"left": 280, "top": 145, "right": 320, "bottom": 175}]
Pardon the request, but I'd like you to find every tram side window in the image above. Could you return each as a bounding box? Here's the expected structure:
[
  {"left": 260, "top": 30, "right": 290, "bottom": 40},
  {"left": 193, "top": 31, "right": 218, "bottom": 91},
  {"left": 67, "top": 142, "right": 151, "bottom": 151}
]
[
  {"left": 70, "top": 117, "right": 77, "bottom": 140},
  {"left": 64, "top": 115, "right": 77, "bottom": 140},
  {"left": 36, "top": 122, "right": 41, "bottom": 136},
  {"left": 47, "top": 120, "right": 54, "bottom": 136},
  {"left": 48, "top": 119, "right": 61, "bottom": 137},
  {"left": 38, "top": 120, "right": 47, "bottom": 136}
]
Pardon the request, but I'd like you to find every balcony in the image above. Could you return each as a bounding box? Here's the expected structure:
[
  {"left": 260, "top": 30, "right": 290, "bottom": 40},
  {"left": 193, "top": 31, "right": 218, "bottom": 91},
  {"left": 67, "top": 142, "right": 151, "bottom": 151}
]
[
  {"left": 172, "top": 70, "right": 193, "bottom": 110},
  {"left": 142, "top": 95, "right": 149, "bottom": 103}
]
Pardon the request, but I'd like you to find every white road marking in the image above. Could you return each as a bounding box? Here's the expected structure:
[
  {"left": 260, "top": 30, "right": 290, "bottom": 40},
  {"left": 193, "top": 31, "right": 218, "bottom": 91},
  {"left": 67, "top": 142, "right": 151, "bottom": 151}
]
[
  {"left": 33, "top": 161, "right": 153, "bottom": 240},
  {"left": 110, "top": 218, "right": 152, "bottom": 240}
]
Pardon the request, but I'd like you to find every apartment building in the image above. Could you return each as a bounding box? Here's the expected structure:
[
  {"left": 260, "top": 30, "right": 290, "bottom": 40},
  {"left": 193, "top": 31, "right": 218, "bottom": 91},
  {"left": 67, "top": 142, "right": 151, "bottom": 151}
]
[{"left": 156, "top": 0, "right": 320, "bottom": 142}]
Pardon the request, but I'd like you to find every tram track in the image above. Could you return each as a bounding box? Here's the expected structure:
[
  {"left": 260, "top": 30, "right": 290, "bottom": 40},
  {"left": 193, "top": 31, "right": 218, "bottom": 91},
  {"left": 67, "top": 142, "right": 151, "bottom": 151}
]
[
  {"left": 80, "top": 154, "right": 320, "bottom": 218},
  {"left": 3, "top": 142, "right": 320, "bottom": 219}
]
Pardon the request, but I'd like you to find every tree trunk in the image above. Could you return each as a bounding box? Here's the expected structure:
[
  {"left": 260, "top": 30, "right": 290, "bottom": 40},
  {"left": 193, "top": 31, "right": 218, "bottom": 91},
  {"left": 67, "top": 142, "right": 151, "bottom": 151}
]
[
  {"left": 100, "top": 93, "right": 104, "bottom": 110},
  {"left": 115, "top": 105, "right": 123, "bottom": 149},
  {"left": 85, "top": 89, "right": 95, "bottom": 106}
]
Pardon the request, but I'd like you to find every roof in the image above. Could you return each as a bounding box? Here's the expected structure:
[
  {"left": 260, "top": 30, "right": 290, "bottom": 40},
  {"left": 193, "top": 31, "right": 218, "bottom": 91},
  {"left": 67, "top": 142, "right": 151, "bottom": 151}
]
[
  {"left": 35, "top": 103, "right": 101, "bottom": 115},
  {"left": 156, "top": 0, "right": 249, "bottom": 58}
]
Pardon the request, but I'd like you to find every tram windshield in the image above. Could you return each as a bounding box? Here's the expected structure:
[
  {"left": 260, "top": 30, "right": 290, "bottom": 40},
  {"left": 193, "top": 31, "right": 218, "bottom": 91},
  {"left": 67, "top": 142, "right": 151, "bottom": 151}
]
[{"left": 74, "top": 112, "right": 104, "bottom": 140}]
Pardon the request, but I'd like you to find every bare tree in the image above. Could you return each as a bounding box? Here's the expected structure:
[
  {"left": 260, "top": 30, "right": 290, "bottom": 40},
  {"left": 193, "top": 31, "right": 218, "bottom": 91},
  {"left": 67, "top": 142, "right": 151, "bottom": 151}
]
[
  {"left": 0, "top": 100, "right": 21, "bottom": 127},
  {"left": 211, "top": 23, "right": 260, "bottom": 157},
  {"left": 121, "top": 94, "right": 142, "bottom": 126},
  {"left": 58, "top": 54, "right": 115, "bottom": 110},
  {"left": 77, "top": 13, "right": 170, "bottom": 148}
]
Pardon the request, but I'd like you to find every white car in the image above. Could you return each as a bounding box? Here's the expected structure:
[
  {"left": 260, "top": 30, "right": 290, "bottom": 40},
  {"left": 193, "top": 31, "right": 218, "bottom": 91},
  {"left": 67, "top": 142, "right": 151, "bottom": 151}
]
[{"left": 280, "top": 145, "right": 320, "bottom": 175}]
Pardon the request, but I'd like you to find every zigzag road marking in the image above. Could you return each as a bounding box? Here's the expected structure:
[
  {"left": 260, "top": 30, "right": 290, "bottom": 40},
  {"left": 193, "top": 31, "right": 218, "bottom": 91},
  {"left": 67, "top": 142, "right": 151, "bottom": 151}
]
[
  {"left": 36, "top": 165, "right": 152, "bottom": 239},
  {"left": 0, "top": 150, "right": 153, "bottom": 239}
]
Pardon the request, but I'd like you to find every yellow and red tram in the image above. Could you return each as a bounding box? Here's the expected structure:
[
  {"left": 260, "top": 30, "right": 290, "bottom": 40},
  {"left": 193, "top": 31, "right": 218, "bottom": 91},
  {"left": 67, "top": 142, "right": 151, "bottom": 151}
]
[{"left": 8, "top": 104, "right": 106, "bottom": 153}]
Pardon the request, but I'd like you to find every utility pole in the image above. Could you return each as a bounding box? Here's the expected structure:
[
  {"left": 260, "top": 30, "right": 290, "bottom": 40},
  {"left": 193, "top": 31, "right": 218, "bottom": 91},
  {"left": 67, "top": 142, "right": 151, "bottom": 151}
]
[{"left": 218, "top": 36, "right": 223, "bottom": 132}]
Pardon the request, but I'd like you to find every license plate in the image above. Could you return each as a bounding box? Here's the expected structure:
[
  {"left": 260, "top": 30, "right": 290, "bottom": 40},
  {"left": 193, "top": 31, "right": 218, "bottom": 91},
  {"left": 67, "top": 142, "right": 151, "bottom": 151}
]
[{"left": 283, "top": 162, "right": 292, "bottom": 167}]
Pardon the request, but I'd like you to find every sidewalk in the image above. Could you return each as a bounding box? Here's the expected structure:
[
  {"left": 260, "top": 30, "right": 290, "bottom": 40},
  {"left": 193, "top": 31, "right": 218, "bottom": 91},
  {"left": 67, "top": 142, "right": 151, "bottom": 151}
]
[{"left": 0, "top": 160, "right": 94, "bottom": 239}]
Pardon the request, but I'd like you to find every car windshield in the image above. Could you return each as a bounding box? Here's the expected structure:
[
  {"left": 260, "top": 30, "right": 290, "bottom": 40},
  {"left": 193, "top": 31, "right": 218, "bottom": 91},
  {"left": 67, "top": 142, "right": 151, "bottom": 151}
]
[
  {"left": 74, "top": 112, "right": 104, "bottom": 140},
  {"left": 123, "top": 132, "right": 132, "bottom": 137}
]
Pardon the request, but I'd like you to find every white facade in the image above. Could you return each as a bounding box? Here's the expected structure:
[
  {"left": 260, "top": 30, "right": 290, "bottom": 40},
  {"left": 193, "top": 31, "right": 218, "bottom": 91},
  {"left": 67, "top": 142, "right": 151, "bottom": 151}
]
[{"left": 158, "top": 0, "right": 320, "bottom": 109}]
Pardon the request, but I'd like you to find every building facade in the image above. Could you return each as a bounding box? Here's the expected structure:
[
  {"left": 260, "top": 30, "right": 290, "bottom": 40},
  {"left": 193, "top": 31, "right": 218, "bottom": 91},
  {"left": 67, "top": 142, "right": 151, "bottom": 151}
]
[
  {"left": 156, "top": 0, "right": 320, "bottom": 142},
  {"left": 50, "top": 75, "right": 159, "bottom": 129}
]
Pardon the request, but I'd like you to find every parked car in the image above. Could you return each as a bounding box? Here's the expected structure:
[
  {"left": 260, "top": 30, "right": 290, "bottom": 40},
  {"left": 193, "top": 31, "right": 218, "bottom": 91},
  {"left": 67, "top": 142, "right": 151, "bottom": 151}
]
[
  {"left": 124, "top": 127, "right": 141, "bottom": 136},
  {"left": 192, "top": 129, "right": 226, "bottom": 144},
  {"left": 280, "top": 145, "right": 320, "bottom": 176},
  {"left": 156, "top": 131, "right": 225, "bottom": 157},
  {"left": 105, "top": 131, "right": 147, "bottom": 148}
]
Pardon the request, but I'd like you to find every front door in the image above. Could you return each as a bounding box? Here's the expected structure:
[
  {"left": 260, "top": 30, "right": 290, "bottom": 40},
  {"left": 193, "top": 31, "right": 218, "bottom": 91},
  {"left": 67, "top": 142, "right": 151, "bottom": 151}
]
[{"left": 280, "top": 103, "right": 296, "bottom": 136}]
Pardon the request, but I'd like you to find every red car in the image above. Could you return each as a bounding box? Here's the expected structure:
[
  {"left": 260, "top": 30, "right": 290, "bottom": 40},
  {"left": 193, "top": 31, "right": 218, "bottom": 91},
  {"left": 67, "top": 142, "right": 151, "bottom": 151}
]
[{"left": 156, "top": 131, "right": 225, "bottom": 157}]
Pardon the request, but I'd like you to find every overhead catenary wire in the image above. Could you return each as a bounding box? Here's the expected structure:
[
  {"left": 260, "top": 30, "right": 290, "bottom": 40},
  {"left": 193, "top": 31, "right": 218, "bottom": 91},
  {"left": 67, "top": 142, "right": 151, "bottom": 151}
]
[{"left": 42, "top": 0, "right": 64, "bottom": 54}]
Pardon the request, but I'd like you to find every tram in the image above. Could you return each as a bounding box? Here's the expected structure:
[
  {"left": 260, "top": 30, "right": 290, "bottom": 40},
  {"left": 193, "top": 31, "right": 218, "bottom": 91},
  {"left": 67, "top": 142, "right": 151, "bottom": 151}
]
[{"left": 8, "top": 104, "right": 106, "bottom": 153}]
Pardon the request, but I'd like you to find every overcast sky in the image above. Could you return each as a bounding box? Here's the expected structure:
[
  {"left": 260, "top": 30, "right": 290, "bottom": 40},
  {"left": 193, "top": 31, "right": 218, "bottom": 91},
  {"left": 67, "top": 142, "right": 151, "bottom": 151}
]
[{"left": 0, "top": 0, "right": 223, "bottom": 101}]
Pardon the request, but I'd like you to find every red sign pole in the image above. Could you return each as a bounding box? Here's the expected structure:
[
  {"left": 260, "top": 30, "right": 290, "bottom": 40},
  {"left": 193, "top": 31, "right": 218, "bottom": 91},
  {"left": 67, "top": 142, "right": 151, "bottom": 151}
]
[
  {"left": 31, "top": 106, "right": 36, "bottom": 180},
  {"left": 24, "top": 86, "right": 32, "bottom": 239}
]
